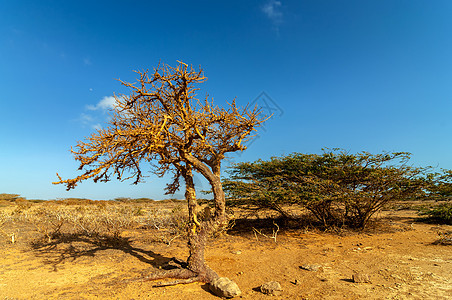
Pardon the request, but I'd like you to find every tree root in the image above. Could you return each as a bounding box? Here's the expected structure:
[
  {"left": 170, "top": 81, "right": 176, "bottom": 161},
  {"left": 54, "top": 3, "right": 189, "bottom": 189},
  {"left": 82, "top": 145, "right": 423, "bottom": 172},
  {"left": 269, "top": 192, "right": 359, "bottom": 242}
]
[
  {"left": 151, "top": 276, "right": 202, "bottom": 287},
  {"left": 125, "top": 257, "right": 218, "bottom": 287}
]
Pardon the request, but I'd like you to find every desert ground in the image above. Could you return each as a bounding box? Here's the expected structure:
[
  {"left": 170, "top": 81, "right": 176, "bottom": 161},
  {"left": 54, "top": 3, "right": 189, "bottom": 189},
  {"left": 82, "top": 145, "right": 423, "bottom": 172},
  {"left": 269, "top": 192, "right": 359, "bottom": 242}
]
[{"left": 0, "top": 200, "right": 451, "bottom": 300}]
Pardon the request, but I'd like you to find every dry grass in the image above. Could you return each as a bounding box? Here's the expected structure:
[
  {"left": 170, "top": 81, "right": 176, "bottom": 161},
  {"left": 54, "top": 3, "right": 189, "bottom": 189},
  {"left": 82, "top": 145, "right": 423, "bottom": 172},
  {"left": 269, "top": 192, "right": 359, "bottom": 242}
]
[
  {"left": 0, "top": 210, "right": 16, "bottom": 243},
  {"left": 0, "top": 200, "right": 189, "bottom": 247}
]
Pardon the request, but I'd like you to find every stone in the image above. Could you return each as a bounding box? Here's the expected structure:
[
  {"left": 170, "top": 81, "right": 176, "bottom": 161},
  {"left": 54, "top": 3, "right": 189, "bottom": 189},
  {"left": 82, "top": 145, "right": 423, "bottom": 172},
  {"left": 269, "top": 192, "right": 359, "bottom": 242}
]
[
  {"left": 300, "top": 264, "right": 322, "bottom": 271},
  {"left": 352, "top": 273, "right": 371, "bottom": 283},
  {"left": 260, "top": 281, "right": 283, "bottom": 296},
  {"left": 209, "top": 277, "right": 241, "bottom": 298}
]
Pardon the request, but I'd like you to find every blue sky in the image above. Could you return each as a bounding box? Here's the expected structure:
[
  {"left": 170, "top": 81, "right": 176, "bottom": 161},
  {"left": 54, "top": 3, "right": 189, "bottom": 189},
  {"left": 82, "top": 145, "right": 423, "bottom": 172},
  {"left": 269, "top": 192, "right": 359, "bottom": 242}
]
[{"left": 1, "top": 0, "right": 451, "bottom": 200}]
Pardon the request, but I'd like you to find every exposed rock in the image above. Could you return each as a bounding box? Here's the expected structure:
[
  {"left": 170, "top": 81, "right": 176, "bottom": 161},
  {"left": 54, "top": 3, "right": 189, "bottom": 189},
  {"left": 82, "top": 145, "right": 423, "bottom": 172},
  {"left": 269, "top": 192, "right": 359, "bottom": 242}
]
[
  {"left": 209, "top": 277, "right": 241, "bottom": 298},
  {"left": 260, "top": 281, "right": 283, "bottom": 296},
  {"left": 300, "top": 264, "right": 322, "bottom": 271},
  {"left": 352, "top": 273, "right": 371, "bottom": 283}
]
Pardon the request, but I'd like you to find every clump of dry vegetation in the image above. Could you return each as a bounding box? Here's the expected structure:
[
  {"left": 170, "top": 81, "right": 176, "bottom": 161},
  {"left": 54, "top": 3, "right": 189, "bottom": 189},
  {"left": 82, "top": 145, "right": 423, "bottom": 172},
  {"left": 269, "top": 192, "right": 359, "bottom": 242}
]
[
  {"left": 64, "top": 204, "right": 139, "bottom": 238},
  {"left": 26, "top": 205, "right": 68, "bottom": 242},
  {"left": 0, "top": 210, "right": 12, "bottom": 241},
  {"left": 0, "top": 196, "right": 190, "bottom": 247},
  {"left": 140, "top": 205, "right": 189, "bottom": 245}
]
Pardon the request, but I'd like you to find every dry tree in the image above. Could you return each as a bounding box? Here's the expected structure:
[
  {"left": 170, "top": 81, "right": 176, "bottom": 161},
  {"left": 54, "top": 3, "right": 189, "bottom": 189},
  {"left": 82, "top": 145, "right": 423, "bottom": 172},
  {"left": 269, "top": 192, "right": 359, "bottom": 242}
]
[{"left": 54, "top": 61, "right": 267, "bottom": 287}]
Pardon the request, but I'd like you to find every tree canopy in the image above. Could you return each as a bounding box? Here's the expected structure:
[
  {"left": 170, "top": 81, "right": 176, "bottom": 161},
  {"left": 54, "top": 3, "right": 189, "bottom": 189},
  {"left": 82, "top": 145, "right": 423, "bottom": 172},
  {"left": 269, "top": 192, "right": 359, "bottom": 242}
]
[{"left": 55, "top": 62, "right": 263, "bottom": 193}]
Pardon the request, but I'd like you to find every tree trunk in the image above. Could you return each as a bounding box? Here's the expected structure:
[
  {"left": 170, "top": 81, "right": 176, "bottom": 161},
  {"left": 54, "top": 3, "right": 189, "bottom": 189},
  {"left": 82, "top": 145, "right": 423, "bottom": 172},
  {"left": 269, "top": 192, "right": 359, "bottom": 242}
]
[
  {"left": 184, "top": 168, "right": 219, "bottom": 282},
  {"left": 132, "top": 168, "right": 220, "bottom": 286},
  {"left": 183, "top": 154, "right": 228, "bottom": 229},
  {"left": 210, "top": 172, "right": 228, "bottom": 228}
]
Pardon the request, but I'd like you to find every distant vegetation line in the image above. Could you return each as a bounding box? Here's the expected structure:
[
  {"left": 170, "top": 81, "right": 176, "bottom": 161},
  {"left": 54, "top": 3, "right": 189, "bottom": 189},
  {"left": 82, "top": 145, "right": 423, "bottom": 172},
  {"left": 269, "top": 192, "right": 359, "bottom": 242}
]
[{"left": 0, "top": 194, "right": 196, "bottom": 205}]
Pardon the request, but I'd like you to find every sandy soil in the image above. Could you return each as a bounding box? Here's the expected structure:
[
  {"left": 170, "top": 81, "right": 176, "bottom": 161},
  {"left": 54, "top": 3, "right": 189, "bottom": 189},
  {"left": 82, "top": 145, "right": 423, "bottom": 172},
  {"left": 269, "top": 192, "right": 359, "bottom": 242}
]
[{"left": 0, "top": 206, "right": 451, "bottom": 300}]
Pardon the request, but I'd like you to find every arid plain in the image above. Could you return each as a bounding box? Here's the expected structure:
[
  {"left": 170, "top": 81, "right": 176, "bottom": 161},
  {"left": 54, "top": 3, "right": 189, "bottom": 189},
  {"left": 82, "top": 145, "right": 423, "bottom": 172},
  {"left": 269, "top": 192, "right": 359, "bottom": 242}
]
[{"left": 0, "top": 199, "right": 451, "bottom": 299}]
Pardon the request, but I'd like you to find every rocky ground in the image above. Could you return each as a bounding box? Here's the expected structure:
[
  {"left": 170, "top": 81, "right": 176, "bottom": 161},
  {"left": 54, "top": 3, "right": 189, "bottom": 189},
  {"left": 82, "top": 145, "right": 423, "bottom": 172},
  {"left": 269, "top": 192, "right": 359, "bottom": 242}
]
[{"left": 0, "top": 203, "right": 451, "bottom": 299}]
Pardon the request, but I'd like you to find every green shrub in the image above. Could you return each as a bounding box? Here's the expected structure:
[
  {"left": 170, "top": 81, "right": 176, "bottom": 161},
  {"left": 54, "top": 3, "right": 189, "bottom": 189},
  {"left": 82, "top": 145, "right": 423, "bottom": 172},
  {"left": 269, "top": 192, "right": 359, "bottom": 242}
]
[
  {"left": 419, "top": 203, "right": 452, "bottom": 225},
  {"left": 225, "top": 149, "right": 442, "bottom": 229}
]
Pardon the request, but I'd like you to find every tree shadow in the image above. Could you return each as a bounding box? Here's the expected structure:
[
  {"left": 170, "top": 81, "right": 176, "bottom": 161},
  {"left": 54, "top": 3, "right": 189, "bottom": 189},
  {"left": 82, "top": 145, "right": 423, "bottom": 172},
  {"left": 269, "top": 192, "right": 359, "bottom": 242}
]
[
  {"left": 31, "top": 233, "right": 175, "bottom": 272},
  {"left": 226, "top": 214, "right": 421, "bottom": 237},
  {"left": 415, "top": 215, "right": 452, "bottom": 225},
  {"left": 227, "top": 214, "right": 371, "bottom": 236},
  {"left": 382, "top": 215, "right": 417, "bottom": 223},
  {"left": 226, "top": 216, "right": 313, "bottom": 237}
]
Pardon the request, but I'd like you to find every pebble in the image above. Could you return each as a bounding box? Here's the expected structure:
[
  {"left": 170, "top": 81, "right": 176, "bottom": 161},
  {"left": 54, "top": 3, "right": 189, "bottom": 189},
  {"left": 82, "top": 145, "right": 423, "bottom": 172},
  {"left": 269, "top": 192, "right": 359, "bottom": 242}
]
[
  {"left": 209, "top": 277, "right": 241, "bottom": 298},
  {"left": 260, "top": 281, "right": 283, "bottom": 296},
  {"left": 300, "top": 264, "right": 322, "bottom": 271},
  {"left": 352, "top": 273, "right": 371, "bottom": 283}
]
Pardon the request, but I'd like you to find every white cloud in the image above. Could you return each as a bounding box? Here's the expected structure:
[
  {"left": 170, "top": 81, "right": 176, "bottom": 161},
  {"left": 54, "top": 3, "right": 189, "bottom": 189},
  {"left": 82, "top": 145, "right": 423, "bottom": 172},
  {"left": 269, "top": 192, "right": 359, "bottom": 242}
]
[
  {"left": 86, "top": 96, "right": 118, "bottom": 111},
  {"left": 261, "top": 0, "right": 283, "bottom": 25},
  {"left": 78, "top": 96, "right": 119, "bottom": 129},
  {"left": 92, "top": 123, "right": 102, "bottom": 130},
  {"left": 79, "top": 113, "right": 94, "bottom": 125},
  {"left": 78, "top": 113, "right": 102, "bottom": 130}
]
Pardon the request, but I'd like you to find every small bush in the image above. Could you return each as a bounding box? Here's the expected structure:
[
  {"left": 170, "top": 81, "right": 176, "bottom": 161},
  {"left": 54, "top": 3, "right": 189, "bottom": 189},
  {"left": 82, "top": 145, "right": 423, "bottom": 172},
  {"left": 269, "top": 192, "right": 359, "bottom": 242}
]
[
  {"left": 26, "top": 206, "right": 68, "bottom": 242},
  {"left": 141, "top": 205, "right": 188, "bottom": 245},
  {"left": 0, "top": 193, "right": 24, "bottom": 202},
  {"left": 96, "top": 206, "right": 138, "bottom": 238},
  {"left": 419, "top": 203, "right": 452, "bottom": 225}
]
